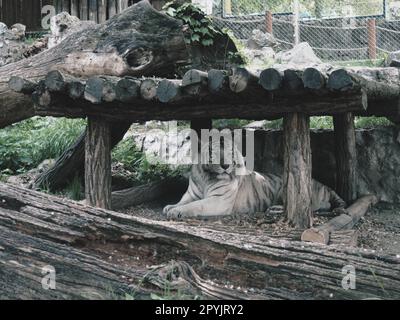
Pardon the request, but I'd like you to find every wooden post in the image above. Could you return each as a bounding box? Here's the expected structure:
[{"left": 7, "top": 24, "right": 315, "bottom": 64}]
[
  {"left": 223, "top": 0, "right": 232, "bottom": 16},
  {"left": 85, "top": 116, "right": 112, "bottom": 209},
  {"left": 293, "top": 0, "right": 300, "bottom": 45},
  {"left": 283, "top": 113, "right": 313, "bottom": 229},
  {"left": 265, "top": 10, "right": 273, "bottom": 34},
  {"left": 367, "top": 18, "right": 377, "bottom": 59},
  {"left": 333, "top": 113, "right": 357, "bottom": 203}
]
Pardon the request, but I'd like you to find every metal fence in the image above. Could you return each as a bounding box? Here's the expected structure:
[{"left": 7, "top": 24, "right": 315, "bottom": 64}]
[{"left": 209, "top": 0, "right": 400, "bottom": 62}]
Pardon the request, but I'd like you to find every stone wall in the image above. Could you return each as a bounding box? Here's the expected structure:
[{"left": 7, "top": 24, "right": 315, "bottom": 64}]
[{"left": 254, "top": 126, "right": 400, "bottom": 204}]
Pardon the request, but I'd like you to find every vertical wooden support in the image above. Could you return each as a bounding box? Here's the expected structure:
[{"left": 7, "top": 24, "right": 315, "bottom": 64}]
[
  {"left": 333, "top": 113, "right": 357, "bottom": 203},
  {"left": 223, "top": 0, "right": 232, "bottom": 16},
  {"left": 283, "top": 113, "right": 312, "bottom": 229},
  {"left": 265, "top": 10, "right": 273, "bottom": 34},
  {"left": 85, "top": 116, "right": 112, "bottom": 209},
  {"left": 293, "top": 0, "right": 300, "bottom": 45},
  {"left": 367, "top": 18, "right": 377, "bottom": 59},
  {"left": 190, "top": 119, "right": 212, "bottom": 163}
]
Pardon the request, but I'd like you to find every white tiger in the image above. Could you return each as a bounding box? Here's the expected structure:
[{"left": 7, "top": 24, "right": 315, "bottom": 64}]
[{"left": 163, "top": 139, "right": 345, "bottom": 219}]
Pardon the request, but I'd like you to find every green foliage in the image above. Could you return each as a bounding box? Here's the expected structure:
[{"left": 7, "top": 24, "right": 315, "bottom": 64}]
[
  {"left": 213, "top": 119, "right": 253, "bottom": 129},
  {"left": 64, "top": 175, "right": 83, "bottom": 201},
  {"left": 163, "top": 1, "right": 223, "bottom": 47},
  {"left": 355, "top": 116, "right": 392, "bottom": 128},
  {"left": 112, "top": 138, "right": 185, "bottom": 185},
  {"left": 263, "top": 116, "right": 392, "bottom": 130},
  {"left": 0, "top": 117, "right": 85, "bottom": 175}
]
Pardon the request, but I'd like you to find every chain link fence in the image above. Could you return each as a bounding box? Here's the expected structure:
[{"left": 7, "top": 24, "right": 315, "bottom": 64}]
[{"left": 204, "top": 0, "right": 400, "bottom": 63}]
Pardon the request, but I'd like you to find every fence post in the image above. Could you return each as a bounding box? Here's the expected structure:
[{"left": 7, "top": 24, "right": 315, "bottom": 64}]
[
  {"left": 265, "top": 10, "right": 273, "bottom": 34},
  {"left": 367, "top": 18, "right": 377, "bottom": 59},
  {"left": 293, "top": 0, "right": 300, "bottom": 45}
]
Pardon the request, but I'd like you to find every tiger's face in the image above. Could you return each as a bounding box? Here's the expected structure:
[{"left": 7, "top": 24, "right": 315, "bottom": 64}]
[{"left": 199, "top": 139, "right": 247, "bottom": 180}]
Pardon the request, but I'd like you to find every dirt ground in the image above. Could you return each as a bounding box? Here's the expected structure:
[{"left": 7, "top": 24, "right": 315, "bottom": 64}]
[{"left": 121, "top": 201, "right": 400, "bottom": 255}]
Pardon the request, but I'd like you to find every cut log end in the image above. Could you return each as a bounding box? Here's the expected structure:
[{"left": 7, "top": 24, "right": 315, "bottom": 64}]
[
  {"left": 157, "top": 79, "right": 181, "bottom": 103},
  {"left": 328, "top": 69, "right": 355, "bottom": 91},
  {"left": 301, "top": 228, "right": 330, "bottom": 245},
  {"left": 8, "top": 76, "right": 37, "bottom": 94},
  {"left": 259, "top": 68, "right": 283, "bottom": 91},
  {"left": 208, "top": 69, "right": 228, "bottom": 92},
  {"left": 303, "top": 68, "right": 326, "bottom": 90}
]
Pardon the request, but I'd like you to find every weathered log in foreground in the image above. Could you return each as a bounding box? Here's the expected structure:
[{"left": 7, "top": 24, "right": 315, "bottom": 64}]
[
  {"left": 0, "top": 183, "right": 399, "bottom": 300},
  {"left": 0, "top": 0, "right": 190, "bottom": 129}
]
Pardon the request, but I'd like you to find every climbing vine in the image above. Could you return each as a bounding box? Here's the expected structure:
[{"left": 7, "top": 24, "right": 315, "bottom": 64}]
[{"left": 163, "top": 1, "right": 223, "bottom": 47}]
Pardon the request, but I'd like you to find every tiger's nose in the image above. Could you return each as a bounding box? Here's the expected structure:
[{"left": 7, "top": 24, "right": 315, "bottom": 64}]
[{"left": 221, "top": 164, "right": 229, "bottom": 170}]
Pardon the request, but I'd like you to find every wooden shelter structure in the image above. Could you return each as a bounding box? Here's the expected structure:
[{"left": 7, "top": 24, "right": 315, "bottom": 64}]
[
  {"left": 9, "top": 65, "right": 399, "bottom": 230},
  {"left": 1, "top": 0, "right": 399, "bottom": 300}
]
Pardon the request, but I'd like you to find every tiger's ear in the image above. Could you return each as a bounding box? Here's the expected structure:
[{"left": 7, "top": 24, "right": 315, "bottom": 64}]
[{"left": 235, "top": 164, "right": 248, "bottom": 176}]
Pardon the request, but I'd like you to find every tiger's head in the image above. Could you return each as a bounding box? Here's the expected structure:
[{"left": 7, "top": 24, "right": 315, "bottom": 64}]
[{"left": 199, "top": 138, "right": 248, "bottom": 180}]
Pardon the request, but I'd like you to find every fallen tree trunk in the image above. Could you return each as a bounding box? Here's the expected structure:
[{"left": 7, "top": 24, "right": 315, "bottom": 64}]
[
  {"left": 301, "top": 195, "right": 378, "bottom": 245},
  {"left": 0, "top": 183, "right": 398, "bottom": 300},
  {"left": 0, "top": 225, "right": 261, "bottom": 300},
  {"left": 111, "top": 177, "right": 188, "bottom": 210},
  {"left": 0, "top": 0, "right": 189, "bottom": 129},
  {"left": 32, "top": 122, "right": 131, "bottom": 191}
]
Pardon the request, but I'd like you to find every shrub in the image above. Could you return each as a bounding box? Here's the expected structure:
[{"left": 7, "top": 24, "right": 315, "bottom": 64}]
[{"left": 0, "top": 117, "right": 85, "bottom": 175}]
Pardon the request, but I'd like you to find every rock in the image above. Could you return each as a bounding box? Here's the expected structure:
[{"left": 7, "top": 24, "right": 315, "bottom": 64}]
[
  {"left": 244, "top": 120, "right": 267, "bottom": 129},
  {"left": 7, "top": 159, "right": 56, "bottom": 188},
  {"left": 48, "top": 12, "right": 96, "bottom": 48},
  {"left": 275, "top": 42, "right": 321, "bottom": 66},
  {"left": 385, "top": 50, "right": 400, "bottom": 67},
  {"left": 0, "top": 22, "right": 8, "bottom": 35},
  {"left": 242, "top": 46, "right": 275, "bottom": 72},
  {"left": 247, "top": 29, "right": 278, "bottom": 50},
  {"left": 253, "top": 126, "right": 400, "bottom": 204},
  {"left": 10, "top": 23, "right": 26, "bottom": 40},
  {"left": 0, "top": 23, "right": 28, "bottom": 66}
]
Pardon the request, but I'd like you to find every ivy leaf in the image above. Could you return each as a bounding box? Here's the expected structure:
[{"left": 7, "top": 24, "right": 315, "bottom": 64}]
[
  {"left": 191, "top": 34, "right": 201, "bottom": 42},
  {"left": 165, "top": 7, "right": 176, "bottom": 17},
  {"left": 201, "top": 38, "right": 214, "bottom": 46}
]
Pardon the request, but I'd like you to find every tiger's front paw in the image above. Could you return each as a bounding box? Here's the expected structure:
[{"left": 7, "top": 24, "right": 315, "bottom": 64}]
[
  {"left": 163, "top": 205, "right": 176, "bottom": 215},
  {"left": 166, "top": 207, "right": 192, "bottom": 220}
]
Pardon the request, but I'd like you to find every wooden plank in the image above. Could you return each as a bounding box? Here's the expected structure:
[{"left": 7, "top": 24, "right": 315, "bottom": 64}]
[
  {"left": 85, "top": 116, "right": 112, "bottom": 209},
  {"left": 282, "top": 113, "right": 312, "bottom": 229},
  {"left": 302, "top": 195, "right": 378, "bottom": 244},
  {"left": 333, "top": 112, "right": 357, "bottom": 203}
]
